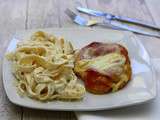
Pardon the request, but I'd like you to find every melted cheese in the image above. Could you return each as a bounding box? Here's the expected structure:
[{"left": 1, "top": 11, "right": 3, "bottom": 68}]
[{"left": 75, "top": 53, "right": 126, "bottom": 75}]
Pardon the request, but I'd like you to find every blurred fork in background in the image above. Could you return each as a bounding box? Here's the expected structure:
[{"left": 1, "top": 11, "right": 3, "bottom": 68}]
[{"left": 65, "top": 8, "right": 123, "bottom": 29}]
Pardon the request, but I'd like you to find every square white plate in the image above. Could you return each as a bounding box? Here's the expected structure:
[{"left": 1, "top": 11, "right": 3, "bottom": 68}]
[{"left": 3, "top": 28, "right": 156, "bottom": 111}]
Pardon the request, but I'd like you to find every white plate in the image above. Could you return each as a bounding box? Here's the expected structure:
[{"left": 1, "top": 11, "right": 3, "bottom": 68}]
[{"left": 3, "top": 28, "right": 156, "bottom": 111}]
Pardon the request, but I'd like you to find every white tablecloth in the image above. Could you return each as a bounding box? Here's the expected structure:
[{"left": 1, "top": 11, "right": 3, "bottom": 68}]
[{"left": 76, "top": 58, "right": 160, "bottom": 120}]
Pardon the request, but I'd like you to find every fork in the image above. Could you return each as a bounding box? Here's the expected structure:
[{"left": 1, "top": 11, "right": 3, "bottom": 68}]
[{"left": 65, "top": 8, "right": 123, "bottom": 30}]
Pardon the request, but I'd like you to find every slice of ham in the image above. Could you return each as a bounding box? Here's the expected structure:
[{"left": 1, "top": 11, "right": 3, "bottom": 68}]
[{"left": 78, "top": 42, "right": 128, "bottom": 60}]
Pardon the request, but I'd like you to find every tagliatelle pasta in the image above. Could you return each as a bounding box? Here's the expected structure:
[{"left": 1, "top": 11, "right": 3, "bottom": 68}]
[{"left": 6, "top": 31, "right": 85, "bottom": 101}]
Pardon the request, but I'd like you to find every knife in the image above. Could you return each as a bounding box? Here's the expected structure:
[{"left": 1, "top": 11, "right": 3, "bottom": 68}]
[
  {"left": 106, "top": 20, "right": 160, "bottom": 38},
  {"left": 77, "top": 7, "right": 160, "bottom": 31}
]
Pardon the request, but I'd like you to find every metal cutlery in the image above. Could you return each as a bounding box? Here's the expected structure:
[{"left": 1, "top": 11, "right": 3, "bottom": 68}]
[
  {"left": 65, "top": 9, "right": 160, "bottom": 38},
  {"left": 77, "top": 7, "right": 160, "bottom": 31}
]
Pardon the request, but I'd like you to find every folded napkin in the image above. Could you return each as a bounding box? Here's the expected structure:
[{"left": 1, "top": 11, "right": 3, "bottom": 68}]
[{"left": 75, "top": 58, "right": 160, "bottom": 120}]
